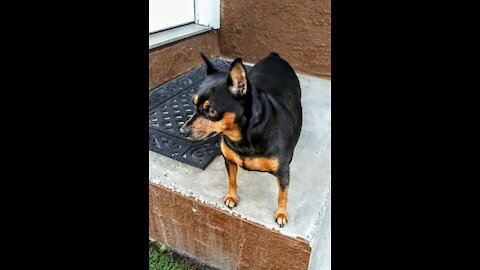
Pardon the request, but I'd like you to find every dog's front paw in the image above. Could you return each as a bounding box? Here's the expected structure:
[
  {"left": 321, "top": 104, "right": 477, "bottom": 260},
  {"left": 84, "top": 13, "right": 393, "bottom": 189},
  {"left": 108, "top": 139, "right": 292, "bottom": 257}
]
[
  {"left": 275, "top": 210, "right": 288, "bottom": 228},
  {"left": 224, "top": 193, "right": 239, "bottom": 209}
]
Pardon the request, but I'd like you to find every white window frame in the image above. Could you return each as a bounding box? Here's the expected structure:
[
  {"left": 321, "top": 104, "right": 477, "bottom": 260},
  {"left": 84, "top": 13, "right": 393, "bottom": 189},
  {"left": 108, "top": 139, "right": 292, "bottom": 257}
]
[
  {"left": 149, "top": 0, "right": 220, "bottom": 50},
  {"left": 194, "top": 0, "right": 220, "bottom": 29},
  {"left": 149, "top": 0, "right": 195, "bottom": 34}
]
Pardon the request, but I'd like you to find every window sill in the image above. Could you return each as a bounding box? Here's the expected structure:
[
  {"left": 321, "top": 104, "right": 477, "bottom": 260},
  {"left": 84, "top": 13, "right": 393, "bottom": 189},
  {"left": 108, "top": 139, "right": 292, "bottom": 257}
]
[{"left": 149, "top": 24, "right": 212, "bottom": 50}]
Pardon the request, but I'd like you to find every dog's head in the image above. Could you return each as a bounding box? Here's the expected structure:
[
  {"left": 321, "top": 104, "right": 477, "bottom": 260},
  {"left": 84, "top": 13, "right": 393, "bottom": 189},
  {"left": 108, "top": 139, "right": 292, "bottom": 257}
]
[{"left": 179, "top": 52, "right": 250, "bottom": 141}]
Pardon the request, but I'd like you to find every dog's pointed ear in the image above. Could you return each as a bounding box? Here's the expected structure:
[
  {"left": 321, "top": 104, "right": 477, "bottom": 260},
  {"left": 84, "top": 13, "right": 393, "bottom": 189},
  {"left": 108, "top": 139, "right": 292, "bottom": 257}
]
[
  {"left": 200, "top": 51, "right": 219, "bottom": 75},
  {"left": 227, "top": 58, "right": 248, "bottom": 97}
]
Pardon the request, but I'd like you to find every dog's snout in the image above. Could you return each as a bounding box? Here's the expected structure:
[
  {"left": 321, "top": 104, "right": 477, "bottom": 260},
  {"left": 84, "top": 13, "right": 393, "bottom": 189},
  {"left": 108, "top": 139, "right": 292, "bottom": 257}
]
[{"left": 180, "top": 126, "right": 191, "bottom": 137}]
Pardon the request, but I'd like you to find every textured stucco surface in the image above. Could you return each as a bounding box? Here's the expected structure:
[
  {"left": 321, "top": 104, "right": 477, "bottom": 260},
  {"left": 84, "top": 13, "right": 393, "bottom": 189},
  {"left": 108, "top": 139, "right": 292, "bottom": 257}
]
[
  {"left": 150, "top": 183, "right": 311, "bottom": 270},
  {"left": 218, "top": 0, "right": 331, "bottom": 78},
  {"left": 149, "top": 0, "right": 331, "bottom": 89},
  {"left": 149, "top": 32, "right": 221, "bottom": 90}
]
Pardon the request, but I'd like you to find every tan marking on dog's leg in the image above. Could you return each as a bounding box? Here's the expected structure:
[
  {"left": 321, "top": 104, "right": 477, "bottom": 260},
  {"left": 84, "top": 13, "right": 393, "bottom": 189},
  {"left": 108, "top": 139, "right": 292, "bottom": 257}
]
[
  {"left": 275, "top": 176, "right": 289, "bottom": 227},
  {"left": 224, "top": 161, "right": 239, "bottom": 209}
]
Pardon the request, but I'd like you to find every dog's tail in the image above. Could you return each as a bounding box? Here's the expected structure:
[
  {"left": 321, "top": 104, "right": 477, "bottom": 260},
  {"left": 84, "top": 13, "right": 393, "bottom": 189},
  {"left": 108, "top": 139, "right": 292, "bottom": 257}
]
[{"left": 268, "top": 51, "right": 280, "bottom": 58}]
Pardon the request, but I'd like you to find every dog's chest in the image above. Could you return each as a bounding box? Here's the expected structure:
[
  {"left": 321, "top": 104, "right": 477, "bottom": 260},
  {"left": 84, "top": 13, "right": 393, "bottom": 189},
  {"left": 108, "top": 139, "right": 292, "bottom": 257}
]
[{"left": 220, "top": 139, "right": 278, "bottom": 173}]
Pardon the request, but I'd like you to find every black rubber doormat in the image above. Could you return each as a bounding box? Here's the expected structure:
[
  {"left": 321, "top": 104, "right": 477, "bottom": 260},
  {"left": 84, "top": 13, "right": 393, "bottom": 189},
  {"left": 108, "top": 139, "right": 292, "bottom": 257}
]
[{"left": 149, "top": 58, "right": 251, "bottom": 169}]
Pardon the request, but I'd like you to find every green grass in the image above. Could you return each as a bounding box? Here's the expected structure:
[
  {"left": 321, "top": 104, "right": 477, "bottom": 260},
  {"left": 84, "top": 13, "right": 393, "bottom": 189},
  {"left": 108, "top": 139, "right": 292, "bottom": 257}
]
[
  {"left": 149, "top": 242, "right": 218, "bottom": 270},
  {"left": 149, "top": 244, "right": 191, "bottom": 270}
]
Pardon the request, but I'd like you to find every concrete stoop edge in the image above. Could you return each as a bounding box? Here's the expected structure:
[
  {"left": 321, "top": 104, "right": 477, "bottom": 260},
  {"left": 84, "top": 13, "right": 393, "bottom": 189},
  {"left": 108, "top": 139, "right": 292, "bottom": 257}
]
[{"left": 149, "top": 182, "right": 325, "bottom": 269}]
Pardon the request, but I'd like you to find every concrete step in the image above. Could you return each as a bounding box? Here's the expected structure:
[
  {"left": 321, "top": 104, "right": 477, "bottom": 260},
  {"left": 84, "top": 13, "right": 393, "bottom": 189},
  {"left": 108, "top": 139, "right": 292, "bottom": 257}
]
[{"left": 149, "top": 74, "right": 331, "bottom": 270}]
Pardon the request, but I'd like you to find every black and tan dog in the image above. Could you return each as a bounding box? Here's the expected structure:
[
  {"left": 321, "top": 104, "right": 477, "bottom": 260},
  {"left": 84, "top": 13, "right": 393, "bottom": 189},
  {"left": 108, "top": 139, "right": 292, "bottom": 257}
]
[{"left": 180, "top": 52, "right": 302, "bottom": 227}]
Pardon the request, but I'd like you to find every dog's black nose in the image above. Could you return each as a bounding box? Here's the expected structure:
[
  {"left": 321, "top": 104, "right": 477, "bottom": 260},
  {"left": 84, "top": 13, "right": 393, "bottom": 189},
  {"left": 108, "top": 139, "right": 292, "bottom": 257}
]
[{"left": 180, "top": 126, "right": 191, "bottom": 136}]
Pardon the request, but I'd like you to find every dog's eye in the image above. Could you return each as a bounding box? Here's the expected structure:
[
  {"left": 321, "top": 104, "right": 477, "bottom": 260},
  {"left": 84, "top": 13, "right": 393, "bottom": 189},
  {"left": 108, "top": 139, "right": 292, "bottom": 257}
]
[{"left": 208, "top": 107, "right": 217, "bottom": 116}]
